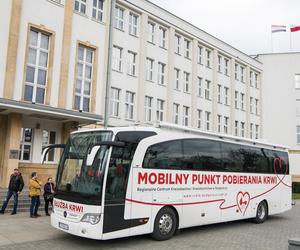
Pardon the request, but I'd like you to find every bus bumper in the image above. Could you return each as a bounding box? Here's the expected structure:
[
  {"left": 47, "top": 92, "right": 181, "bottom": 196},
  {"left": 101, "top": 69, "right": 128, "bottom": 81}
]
[{"left": 50, "top": 213, "right": 103, "bottom": 240}]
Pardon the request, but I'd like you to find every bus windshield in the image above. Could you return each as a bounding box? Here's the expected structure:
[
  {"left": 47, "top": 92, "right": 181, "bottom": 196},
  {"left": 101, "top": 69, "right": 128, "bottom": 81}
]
[{"left": 56, "top": 131, "right": 113, "bottom": 204}]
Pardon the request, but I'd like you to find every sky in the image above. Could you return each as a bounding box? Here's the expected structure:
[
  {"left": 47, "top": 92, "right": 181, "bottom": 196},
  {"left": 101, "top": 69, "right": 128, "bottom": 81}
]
[{"left": 148, "top": 0, "right": 300, "bottom": 55}]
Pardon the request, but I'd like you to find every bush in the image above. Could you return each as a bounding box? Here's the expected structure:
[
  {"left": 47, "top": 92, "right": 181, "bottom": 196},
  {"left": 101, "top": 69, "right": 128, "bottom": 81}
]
[{"left": 292, "top": 182, "right": 300, "bottom": 193}]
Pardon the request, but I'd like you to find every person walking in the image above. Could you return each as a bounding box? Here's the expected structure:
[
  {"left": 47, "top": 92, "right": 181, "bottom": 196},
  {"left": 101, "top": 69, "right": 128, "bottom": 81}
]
[
  {"left": 0, "top": 168, "right": 24, "bottom": 215},
  {"left": 29, "top": 172, "right": 42, "bottom": 218},
  {"left": 43, "top": 177, "right": 55, "bottom": 216}
]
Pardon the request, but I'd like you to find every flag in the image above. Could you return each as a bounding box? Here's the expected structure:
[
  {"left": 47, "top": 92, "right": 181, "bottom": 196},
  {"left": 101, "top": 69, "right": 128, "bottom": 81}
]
[
  {"left": 290, "top": 25, "right": 300, "bottom": 33},
  {"left": 271, "top": 25, "right": 287, "bottom": 33}
]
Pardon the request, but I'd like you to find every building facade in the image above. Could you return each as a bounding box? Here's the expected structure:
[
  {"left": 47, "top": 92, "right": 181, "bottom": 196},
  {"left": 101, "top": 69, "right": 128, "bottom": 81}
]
[
  {"left": 0, "top": 0, "right": 262, "bottom": 187},
  {"left": 257, "top": 52, "right": 300, "bottom": 182}
]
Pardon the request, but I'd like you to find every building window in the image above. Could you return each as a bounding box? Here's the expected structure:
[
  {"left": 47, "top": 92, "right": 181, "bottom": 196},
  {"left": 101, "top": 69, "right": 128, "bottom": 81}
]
[
  {"left": 255, "top": 99, "right": 259, "bottom": 115},
  {"left": 197, "top": 77, "right": 202, "bottom": 97},
  {"left": 183, "top": 106, "right": 189, "bottom": 126},
  {"left": 217, "top": 114, "right": 222, "bottom": 133},
  {"left": 158, "top": 62, "right": 166, "bottom": 85},
  {"left": 74, "top": 0, "right": 86, "bottom": 14},
  {"left": 24, "top": 29, "right": 50, "bottom": 104},
  {"left": 250, "top": 123, "right": 253, "bottom": 139},
  {"left": 218, "top": 55, "right": 222, "bottom": 73},
  {"left": 146, "top": 58, "right": 154, "bottom": 81},
  {"left": 109, "top": 87, "right": 120, "bottom": 117},
  {"left": 241, "top": 122, "right": 245, "bottom": 137},
  {"left": 175, "top": 34, "right": 181, "bottom": 54},
  {"left": 127, "top": 51, "right": 137, "bottom": 76},
  {"left": 255, "top": 73, "right": 259, "bottom": 88},
  {"left": 235, "top": 63, "right": 238, "bottom": 80},
  {"left": 206, "top": 49, "right": 211, "bottom": 68},
  {"left": 224, "top": 87, "right": 229, "bottom": 105},
  {"left": 234, "top": 121, "right": 238, "bottom": 136},
  {"left": 92, "top": 0, "right": 104, "bottom": 22},
  {"left": 174, "top": 68, "right": 180, "bottom": 90},
  {"left": 129, "top": 12, "right": 138, "bottom": 36},
  {"left": 19, "top": 128, "right": 33, "bottom": 161},
  {"left": 240, "top": 66, "right": 245, "bottom": 83},
  {"left": 156, "top": 99, "right": 164, "bottom": 121},
  {"left": 183, "top": 72, "right": 190, "bottom": 93},
  {"left": 296, "top": 100, "right": 300, "bottom": 116},
  {"left": 114, "top": 6, "right": 124, "bottom": 30},
  {"left": 240, "top": 93, "right": 245, "bottom": 111},
  {"left": 255, "top": 125, "right": 259, "bottom": 139},
  {"left": 144, "top": 96, "right": 153, "bottom": 123},
  {"left": 224, "top": 58, "right": 229, "bottom": 76},
  {"left": 205, "top": 111, "right": 211, "bottom": 131},
  {"left": 205, "top": 80, "right": 210, "bottom": 100},
  {"left": 217, "top": 84, "right": 222, "bottom": 104},
  {"left": 250, "top": 71, "right": 253, "bottom": 86},
  {"left": 173, "top": 103, "right": 180, "bottom": 124},
  {"left": 198, "top": 46, "right": 203, "bottom": 64},
  {"left": 148, "top": 21, "right": 155, "bottom": 44},
  {"left": 42, "top": 130, "right": 56, "bottom": 162},
  {"left": 197, "top": 109, "right": 202, "bottom": 129},
  {"left": 235, "top": 91, "right": 239, "bottom": 109},
  {"left": 125, "top": 91, "right": 135, "bottom": 120},
  {"left": 184, "top": 39, "right": 190, "bottom": 59},
  {"left": 74, "top": 45, "right": 94, "bottom": 112},
  {"left": 224, "top": 116, "right": 229, "bottom": 134},
  {"left": 159, "top": 27, "right": 166, "bottom": 48},
  {"left": 250, "top": 97, "right": 253, "bottom": 113},
  {"left": 112, "top": 46, "right": 122, "bottom": 72}
]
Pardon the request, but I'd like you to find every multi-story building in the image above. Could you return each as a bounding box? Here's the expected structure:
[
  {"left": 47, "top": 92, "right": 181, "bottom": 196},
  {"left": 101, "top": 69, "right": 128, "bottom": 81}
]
[
  {"left": 256, "top": 52, "right": 300, "bottom": 182},
  {"left": 0, "top": 0, "right": 262, "bottom": 187}
]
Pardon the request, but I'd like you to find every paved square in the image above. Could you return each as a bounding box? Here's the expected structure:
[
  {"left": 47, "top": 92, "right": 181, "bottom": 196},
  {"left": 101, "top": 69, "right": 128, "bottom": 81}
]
[{"left": 0, "top": 203, "right": 299, "bottom": 250}]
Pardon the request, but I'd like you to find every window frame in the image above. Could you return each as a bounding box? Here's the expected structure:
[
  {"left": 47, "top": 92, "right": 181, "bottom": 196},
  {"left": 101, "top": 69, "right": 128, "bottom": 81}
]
[
  {"left": 74, "top": 44, "right": 94, "bottom": 112},
  {"left": 125, "top": 91, "right": 135, "bottom": 120},
  {"left": 109, "top": 87, "right": 121, "bottom": 117}
]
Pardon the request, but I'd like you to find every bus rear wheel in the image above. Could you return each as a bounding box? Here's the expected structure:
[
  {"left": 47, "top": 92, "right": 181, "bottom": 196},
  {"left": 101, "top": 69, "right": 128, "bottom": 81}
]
[
  {"left": 151, "top": 207, "right": 177, "bottom": 241},
  {"left": 253, "top": 201, "right": 268, "bottom": 224}
]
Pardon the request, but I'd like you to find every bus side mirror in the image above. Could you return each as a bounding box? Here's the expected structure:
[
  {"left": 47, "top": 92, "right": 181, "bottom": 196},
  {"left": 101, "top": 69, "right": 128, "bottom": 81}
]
[
  {"left": 86, "top": 146, "right": 101, "bottom": 166},
  {"left": 41, "top": 144, "right": 66, "bottom": 164}
]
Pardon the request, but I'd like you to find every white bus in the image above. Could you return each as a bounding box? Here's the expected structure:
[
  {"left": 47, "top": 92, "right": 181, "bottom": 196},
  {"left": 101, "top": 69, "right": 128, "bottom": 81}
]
[{"left": 43, "top": 123, "right": 291, "bottom": 241}]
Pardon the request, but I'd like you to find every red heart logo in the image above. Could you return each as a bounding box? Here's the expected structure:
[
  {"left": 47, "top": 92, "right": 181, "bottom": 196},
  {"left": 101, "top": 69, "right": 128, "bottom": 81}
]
[
  {"left": 273, "top": 157, "right": 288, "bottom": 176},
  {"left": 236, "top": 191, "right": 250, "bottom": 216}
]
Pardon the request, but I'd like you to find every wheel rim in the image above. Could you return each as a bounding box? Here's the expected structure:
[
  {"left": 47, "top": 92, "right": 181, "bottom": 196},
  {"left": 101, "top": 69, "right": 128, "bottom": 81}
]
[
  {"left": 257, "top": 204, "right": 266, "bottom": 220},
  {"left": 158, "top": 213, "right": 173, "bottom": 235}
]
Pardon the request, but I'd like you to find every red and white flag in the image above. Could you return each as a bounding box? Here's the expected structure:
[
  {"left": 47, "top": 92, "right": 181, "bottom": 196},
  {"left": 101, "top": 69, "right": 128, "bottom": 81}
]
[
  {"left": 271, "top": 25, "right": 287, "bottom": 33},
  {"left": 290, "top": 25, "right": 300, "bottom": 33}
]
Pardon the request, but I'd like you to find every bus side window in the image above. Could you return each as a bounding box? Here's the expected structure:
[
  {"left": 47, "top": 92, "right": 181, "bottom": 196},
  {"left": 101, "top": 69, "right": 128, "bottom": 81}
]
[
  {"left": 182, "top": 139, "right": 222, "bottom": 171},
  {"left": 143, "top": 140, "right": 183, "bottom": 170},
  {"left": 221, "top": 142, "right": 243, "bottom": 172}
]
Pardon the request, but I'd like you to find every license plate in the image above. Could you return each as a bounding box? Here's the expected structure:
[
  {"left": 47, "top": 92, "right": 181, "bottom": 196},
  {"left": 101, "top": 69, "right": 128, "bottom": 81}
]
[{"left": 59, "top": 222, "right": 69, "bottom": 230}]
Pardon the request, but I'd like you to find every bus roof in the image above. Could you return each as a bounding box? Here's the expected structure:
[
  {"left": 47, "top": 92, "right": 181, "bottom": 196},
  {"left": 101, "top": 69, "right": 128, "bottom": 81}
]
[{"left": 72, "top": 122, "right": 289, "bottom": 151}]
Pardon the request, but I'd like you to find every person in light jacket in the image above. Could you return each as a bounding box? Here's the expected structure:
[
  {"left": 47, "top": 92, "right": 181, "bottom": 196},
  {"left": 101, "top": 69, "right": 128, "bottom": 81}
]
[{"left": 29, "top": 172, "right": 42, "bottom": 218}]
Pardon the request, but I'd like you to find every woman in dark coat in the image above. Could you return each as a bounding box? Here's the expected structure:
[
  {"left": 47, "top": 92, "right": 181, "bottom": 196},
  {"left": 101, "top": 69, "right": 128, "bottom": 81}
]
[{"left": 44, "top": 177, "right": 55, "bottom": 216}]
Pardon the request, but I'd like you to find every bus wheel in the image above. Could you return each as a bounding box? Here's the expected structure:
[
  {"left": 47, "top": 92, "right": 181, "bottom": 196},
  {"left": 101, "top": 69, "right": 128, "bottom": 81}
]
[
  {"left": 253, "top": 201, "right": 268, "bottom": 224},
  {"left": 151, "top": 207, "right": 177, "bottom": 241}
]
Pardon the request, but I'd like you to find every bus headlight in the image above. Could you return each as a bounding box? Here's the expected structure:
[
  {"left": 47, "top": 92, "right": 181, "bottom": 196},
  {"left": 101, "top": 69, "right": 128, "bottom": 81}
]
[{"left": 81, "top": 213, "right": 101, "bottom": 225}]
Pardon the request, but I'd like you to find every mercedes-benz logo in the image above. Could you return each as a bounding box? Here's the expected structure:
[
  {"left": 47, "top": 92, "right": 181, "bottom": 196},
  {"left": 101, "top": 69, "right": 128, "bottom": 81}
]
[{"left": 63, "top": 211, "right": 67, "bottom": 218}]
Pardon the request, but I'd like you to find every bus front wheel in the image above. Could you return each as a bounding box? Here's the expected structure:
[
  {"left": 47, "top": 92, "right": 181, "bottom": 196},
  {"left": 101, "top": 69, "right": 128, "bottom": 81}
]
[
  {"left": 151, "top": 207, "right": 177, "bottom": 241},
  {"left": 253, "top": 201, "right": 268, "bottom": 224}
]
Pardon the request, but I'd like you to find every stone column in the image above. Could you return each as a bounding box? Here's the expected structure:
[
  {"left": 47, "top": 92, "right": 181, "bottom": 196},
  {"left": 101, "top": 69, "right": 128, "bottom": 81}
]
[
  {"left": 62, "top": 121, "right": 79, "bottom": 143},
  {"left": 0, "top": 115, "right": 8, "bottom": 187},
  {"left": 2, "top": 113, "right": 22, "bottom": 187}
]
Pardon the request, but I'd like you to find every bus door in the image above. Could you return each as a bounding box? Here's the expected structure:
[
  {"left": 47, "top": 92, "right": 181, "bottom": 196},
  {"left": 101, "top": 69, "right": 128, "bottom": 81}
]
[{"left": 102, "top": 131, "right": 156, "bottom": 238}]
